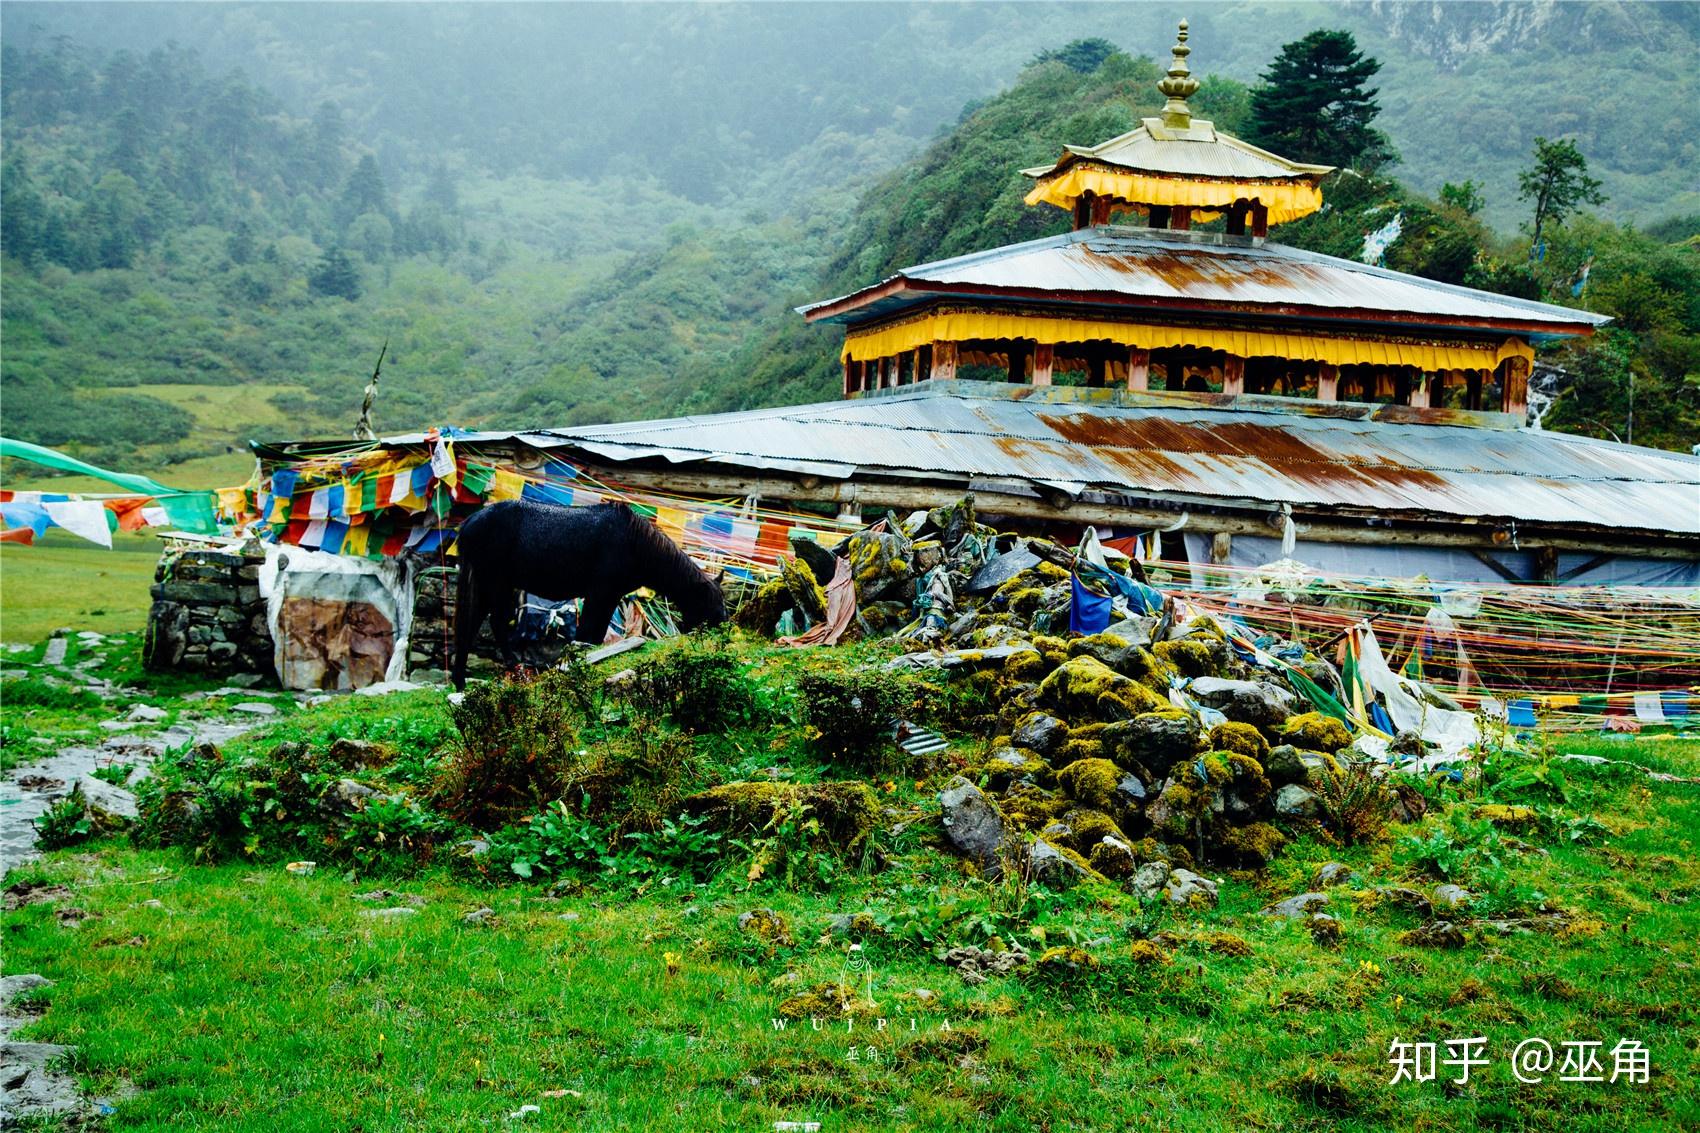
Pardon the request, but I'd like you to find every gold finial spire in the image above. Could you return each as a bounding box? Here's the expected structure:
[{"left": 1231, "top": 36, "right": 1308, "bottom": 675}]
[{"left": 1157, "top": 19, "right": 1200, "bottom": 129}]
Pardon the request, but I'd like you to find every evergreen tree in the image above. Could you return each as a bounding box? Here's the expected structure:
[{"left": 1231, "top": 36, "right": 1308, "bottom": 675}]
[
  {"left": 339, "top": 154, "right": 389, "bottom": 225},
  {"left": 1518, "top": 136, "right": 1606, "bottom": 252},
  {"left": 308, "top": 245, "right": 362, "bottom": 300},
  {"left": 1246, "top": 30, "right": 1393, "bottom": 170},
  {"left": 1031, "top": 38, "right": 1118, "bottom": 75}
]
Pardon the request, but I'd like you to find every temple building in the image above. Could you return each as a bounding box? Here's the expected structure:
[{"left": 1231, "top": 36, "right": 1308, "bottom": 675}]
[
  {"left": 802, "top": 21, "right": 1600, "bottom": 422},
  {"left": 253, "top": 22, "right": 1698, "bottom": 590}
]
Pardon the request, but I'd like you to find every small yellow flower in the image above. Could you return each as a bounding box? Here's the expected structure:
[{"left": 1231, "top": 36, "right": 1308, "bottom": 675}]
[
  {"left": 664, "top": 951, "right": 683, "bottom": 977},
  {"left": 884, "top": 781, "right": 897, "bottom": 793}
]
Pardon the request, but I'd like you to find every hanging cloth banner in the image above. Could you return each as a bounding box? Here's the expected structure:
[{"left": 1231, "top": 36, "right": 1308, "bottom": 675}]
[
  {"left": 0, "top": 436, "right": 182, "bottom": 496},
  {"left": 42, "top": 500, "right": 114, "bottom": 548}
]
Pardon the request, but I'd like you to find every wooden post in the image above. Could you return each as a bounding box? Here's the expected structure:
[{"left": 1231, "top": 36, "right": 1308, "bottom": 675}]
[
  {"left": 1534, "top": 545, "right": 1558, "bottom": 585},
  {"left": 880, "top": 356, "right": 893, "bottom": 390},
  {"left": 842, "top": 358, "right": 855, "bottom": 397},
  {"left": 912, "top": 347, "right": 926, "bottom": 387},
  {"left": 930, "top": 340, "right": 958, "bottom": 381},
  {"left": 1318, "top": 363, "right": 1339, "bottom": 403},
  {"left": 915, "top": 345, "right": 930, "bottom": 383},
  {"left": 1170, "top": 206, "right": 1192, "bottom": 231},
  {"left": 1090, "top": 195, "right": 1112, "bottom": 226},
  {"left": 1073, "top": 194, "right": 1093, "bottom": 231},
  {"left": 1222, "top": 354, "right": 1246, "bottom": 397},
  {"left": 1466, "top": 369, "right": 1483, "bottom": 411},
  {"left": 1007, "top": 342, "right": 1029, "bottom": 384},
  {"left": 1032, "top": 342, "right": 1054, "bottom": 387},
  {"left": 1251, "top": 202, "right": 1268, "bottom": 238},
  {"left": 1501, "top": 355, "right": 1530, "bottom": 417},
  {"left": 1126, "top": 347, "right": 1150, "bottom": 392}
]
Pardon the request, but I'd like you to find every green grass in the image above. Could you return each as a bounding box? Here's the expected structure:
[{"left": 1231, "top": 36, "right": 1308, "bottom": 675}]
[
  {"left": 0, "top": 530, "right": 163, "bottom": 644},
  {"left": 3, "top": 648, "right": 1697, "bottom": 1131}
]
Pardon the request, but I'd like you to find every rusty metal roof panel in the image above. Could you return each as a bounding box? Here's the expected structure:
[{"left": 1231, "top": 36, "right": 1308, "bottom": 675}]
[
  {"left": 803, "top": 228, "right": 1610, "bottom": 333},
  {"left": 540, "top": 382, "right": 1696, "bottom": 537}
]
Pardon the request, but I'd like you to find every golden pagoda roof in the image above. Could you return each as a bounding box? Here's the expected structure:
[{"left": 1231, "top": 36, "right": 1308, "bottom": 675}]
[{"left": 1023, "top": 21, "right": 1334, "bottom": 223}]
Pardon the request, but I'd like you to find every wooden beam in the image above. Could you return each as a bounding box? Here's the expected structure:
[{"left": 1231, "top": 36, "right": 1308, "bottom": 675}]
[
  {"left": 1126, "top": 347, "right": 1150, "bottom": 392},
  {"left": 1317, "top": 363, "right": 1339, "bottom": 403},
  {"left": 1251, "top": 201, "right": 1268, "bottom": 238},
  {"left": 929, "top": 340, "right": 958, "bottom": 381},
  {"left": 1222, "top": 354, "right": 1246, "bottom": 397},
  {"left": 1170, "top": 205, "right": 1192, "bottom": 232},
  {"left": 1470, "top": 551, "right": 1523, "bottom": 584},
  {"left": 1090, "top": 194, "right": 1112, "bottom": 226},
  {"left": 1032, "top": 342, "right": 1054, "bottom": 387},
  {"left": 1534, "top": 545, "right": 1559, "bottom": 585}
]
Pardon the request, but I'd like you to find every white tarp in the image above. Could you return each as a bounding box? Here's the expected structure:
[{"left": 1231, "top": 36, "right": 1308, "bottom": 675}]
[{"left": 258, "top": 546, "right": 416, "bottom": 690}]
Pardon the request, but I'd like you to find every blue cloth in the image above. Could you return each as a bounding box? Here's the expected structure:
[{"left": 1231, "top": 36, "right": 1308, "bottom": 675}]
[
  {"left": 0, "top": 500, "right": 52, "bottom": 537},
  {"left": 1507, "top": 700, "right": 1537, "bottom": 727},
  {"left": 522, "top": 481, "right": 575, "bottom": 507},
  {"left": 1369, "top": 701, "right": 1395, "bottom": 734},
  {"left": 1069, "top": 573, "right": 1113, "bottom": 635},
  {"left": 410, "top": 464, "right": 434, "bottom": 498}
]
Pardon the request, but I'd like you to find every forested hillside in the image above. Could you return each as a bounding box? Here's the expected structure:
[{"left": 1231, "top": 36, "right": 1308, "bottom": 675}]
[{"left": 2, "top": 3, "right": 1696, "bottom": 465}]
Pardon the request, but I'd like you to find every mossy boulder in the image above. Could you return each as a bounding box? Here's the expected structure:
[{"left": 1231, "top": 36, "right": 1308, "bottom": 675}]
[
  {"left": 844, "top": 528, "right": 913, "bottom": 603},
  {"left": 1119, "top": 647, "right": 1181, "bottom": 696},
  {"left": 1061, "top": 806, "right": 1120, "bottom": 847},
  {"left": 1106, "top": 709, "right": 1206, "bottom": 776},
  {"left": 780, "top": 556, "right": 829, "bottom": 622},
  {"left": 1010, "top": 712, "right": 1068, "bottom": 756},
  {"left": 1067, "top": 632, "right": 1137, "bottom": 670},
  {"left": 1003, "top": 650, "right": 1049, "bottom": 684},
  {"left": 733, "top": 576, "right": 791, "bottom": 634},
  {"left": 738, "top": 908, "right": 795, "bottom": 947},
  {"left": 684, "top": 781, "right": 881, "bottom": 854},
  {"left": 1088, "top": 835, "right": 1139, "bottom": 879},
  {"left": 1036, "top": 655, "right": 1167, "bottom": 723},
  {"left": 1027, "top": 838, "right": 1105, "bottom": 889},
  {"left": 1153, "top": 638, "right": 1215, "bottom": 679},
  {"left": 1281, "top": 712, "right": 1352, "bottom": 754},
  {"left": 1216, "top": 821, "right": 1286, "bottom": 866},
  {"left": 1209, "top": 721, "right": 1269, "bottom": 761}
]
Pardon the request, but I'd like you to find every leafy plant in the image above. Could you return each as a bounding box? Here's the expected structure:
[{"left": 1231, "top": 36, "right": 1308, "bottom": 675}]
[
  {"left": 797, "top": 669, "right": 918, "bottom": 768},
  {"left": 1396, "top": 813, "right": 1507, "bottom": 882},
  {"left": 632, "top": 636, "right": 763, "bottom": 732},
  {"left": 434, "top": 669, "right": 592, "bottom": 827},
  {"left": 91, "top": 762, "right": 136, "bottom": 787},
  {"left": 35, "top": 791, "right": 93, "bottom": 849},
  {"left": 1310, "top": 760, "right": 1396, "bottom": 845}
]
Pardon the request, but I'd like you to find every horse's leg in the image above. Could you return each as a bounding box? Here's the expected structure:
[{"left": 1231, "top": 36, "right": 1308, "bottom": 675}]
[
  {"left": 577, "top": 589, "right": 620, "bottom": 645},
  {"left": 494, "top": 586, "right": 521, "bottom": 670},
  {"left": 452, "top": 562, "right": 482, "bottom": 691}
]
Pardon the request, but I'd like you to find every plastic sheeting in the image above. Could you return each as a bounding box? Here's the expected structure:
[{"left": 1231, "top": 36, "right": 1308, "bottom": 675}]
[
  {"left": 259, "top": 546, "right": 416, "bottom": 690},
  {"left": 1182, "top": 533, "right": 1700, "bottom": 588}
]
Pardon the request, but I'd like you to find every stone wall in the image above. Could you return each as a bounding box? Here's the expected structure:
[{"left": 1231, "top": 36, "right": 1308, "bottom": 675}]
[{"left": 143, "top": 541, "right": 273, "bottom": 679}]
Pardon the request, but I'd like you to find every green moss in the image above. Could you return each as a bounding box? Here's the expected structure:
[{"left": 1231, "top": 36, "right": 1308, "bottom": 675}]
[
  {"left": 780, "top": 556, "right": 829, "bottom": 621},
  {"left": 778, "top": 981, "right": 877, "bottom": 1019},
  {"left": 732, "top": 577, "right": 791, "bottom": 634},
  {"left": 1055, "top": 736, "right": 1104, "bottom": 766},
  {"left": 1153, "top": 638, "right": 1214, "bottom": 678},
  {"left": 1474, "top": 803, "right": 1539, "bottom": 828},
  {"left": 1037, "top": 945, "right": 1097, "bottom": 970},
  {"left": 739, "top": 908, "right": 794, "bottom": 946},
  {"left": 1001, "top": 783, "right": 1069, "bottom": 831},
  {"left": 1223, "top": 751, "right": 1271, "bottom": 805},
  {"left": 1217, "top": 821, "right": 1285, "bottom": 866},
  {"left": 1064, "top": 807, "right": 1120, "bottom": 846},
  {"left": 1127, "top": 939, "right": 1170, "bottom": 965},
  {"left": 1282, "top": 712, "right": 1352, "bottom": 754},
  {"left": 1209, "top": 721, "right": 1269, "bottom": 761},
  {"left": 1121, "top": 647, "right": 1181, "bottom": 695},
  {"left": 1004, "top": 650, "right": 1048, "bottom": 683},
  {"left": 1202, "top": 933, "right": 1254, "bottom": 958},
  {"left": 1057, "top": 757, "right": 1123, "bottom": 810}
]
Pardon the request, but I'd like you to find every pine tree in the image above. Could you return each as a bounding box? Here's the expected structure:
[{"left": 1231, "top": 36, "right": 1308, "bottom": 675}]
[
  {"left": 1246, "top": 30, "right": 1393, "bottom": 170},
  {"left": 339, "top": 154, "right": 389, "bottom": 226},
  {"left": 1519, "top": 136, "right": 1605, "bottom": 252},
  {"left": 308, "top": 245, "right": 362, "bottom": 300}
]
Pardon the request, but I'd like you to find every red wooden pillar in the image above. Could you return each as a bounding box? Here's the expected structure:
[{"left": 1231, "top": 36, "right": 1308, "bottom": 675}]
[
  {"left": 1126, "top": 347, "right": 1150, "bottom": 392},
  {"left": 1251, "top": 202, "right": 1268, "bottom": 238},
  {"left": 1317, "top": 363, "right": 1339, "bottom": 402},
  {"left": 1501, "top": 355, "right": 1530, "bottom": 417},
  {"left": 1170, "top": 206, "right": 1192, "bottom": 231},
  {"left": 1031, "top": 343, "right": 1054, "bottom": 387},
  {"left": 1222, "top": 354, "right": 1246, "bottom": 397}
]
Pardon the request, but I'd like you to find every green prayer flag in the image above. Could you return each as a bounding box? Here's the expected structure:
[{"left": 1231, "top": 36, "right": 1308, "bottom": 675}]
[{"left": 0, "top": 436, "right": 181, "bottom": 495}]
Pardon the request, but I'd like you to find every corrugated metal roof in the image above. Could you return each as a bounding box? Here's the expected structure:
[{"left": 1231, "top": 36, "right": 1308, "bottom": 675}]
[
  {"left": 530, "top": 382, "right": 1697, "bottom": 537},
  {"left": 1021, "top": 118, "right": 1333, "bottom": 182},
  {"left": 802, "top": 227, "right": 1610, "bottom": 335}
]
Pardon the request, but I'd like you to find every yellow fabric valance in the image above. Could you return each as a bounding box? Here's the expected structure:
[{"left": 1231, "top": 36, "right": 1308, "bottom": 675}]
[
  {"left": 1024, "top": 165, "right": 1324, "bottom": 225},
  {"left": 842, "top": 310, "right": 1534, "bottom": 373}
]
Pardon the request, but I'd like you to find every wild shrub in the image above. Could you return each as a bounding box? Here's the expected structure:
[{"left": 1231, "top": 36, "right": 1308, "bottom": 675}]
[
  {"left": 434, "top": 669, "right": 592, "bottom": 828},
  {"left": 561, "top": 720, "right": 700, "bottom": 835},
  {"left": 797, "top": 669, "right": 917, "bottom": 767},
  {"left": 1311, "top": 759, "right": 1396, "bottom": 845},
  {"left": 685, "top": 780, "right": 882, "bottom": 890},
  {"left": 632, "top": 637, "right": 762, "bottom": 732}
]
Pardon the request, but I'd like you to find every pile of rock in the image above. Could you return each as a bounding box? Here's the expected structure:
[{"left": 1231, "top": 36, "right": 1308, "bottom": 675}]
[{"left": 142, "top": 541, "right": 271, "bottom": 678}]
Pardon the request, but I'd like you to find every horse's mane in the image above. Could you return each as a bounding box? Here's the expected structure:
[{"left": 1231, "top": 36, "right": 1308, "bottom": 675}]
[{"left": 604, "top": 502, "right": 714, "bottom": 599}]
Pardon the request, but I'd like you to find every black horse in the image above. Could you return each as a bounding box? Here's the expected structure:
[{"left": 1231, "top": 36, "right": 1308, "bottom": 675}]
[{"left": 451, "top": 499, "right": 726, "bottom": 689}]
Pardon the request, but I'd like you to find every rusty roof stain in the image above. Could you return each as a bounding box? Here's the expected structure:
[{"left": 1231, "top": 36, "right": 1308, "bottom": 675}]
[{"left": 802, "top": 226, "right": 1611, "bottom": 336}]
